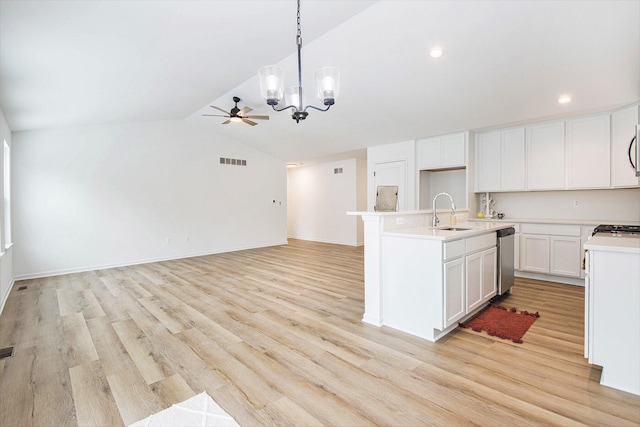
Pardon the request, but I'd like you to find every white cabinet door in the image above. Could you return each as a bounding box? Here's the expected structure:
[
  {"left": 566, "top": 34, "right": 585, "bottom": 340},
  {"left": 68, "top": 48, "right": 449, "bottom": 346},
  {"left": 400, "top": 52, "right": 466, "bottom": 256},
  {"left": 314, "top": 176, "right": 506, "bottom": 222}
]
[
  {"left": 526, "top": 121, "right": 565, "bottom": 190},
  {"left": 417, "top": 132, "right": 466, "bottom": 170},
  {"left": 417, "top": 136, "right": 441, "bottom": 170},
  {"left": 481, "top": 247, "right": 497, "bottom": 301},
  {"left": 444, "top": 257, "right": 465, "bottom": 327},
  {"left": 550, "top": 236, "right": 581, "bottom": 277},
  {"left": 465, "top": 251, "right": 483, "bottom": 312},
  {"left": 475, "top": 131, "right": 501, "bottom": 192},
  {"left": 465, "top": 247, "right": 497, "bottom": 313},
  {"left": 514, "top": 233, "right": 520, "bottom": 271},
  {"left": 520, "top": 234, "right": 550, "bottom": 273},
  {"left": 566, "top": 114, "right": 611, "bottom": 189},
  {"left": 501, "top": 127, "right": 526, "bottom": 191},
  {"left": 475, "top": 128, "right": 525, "bottom": 192},
  {"left": 611, "top": 104, "right": 640, "bottom": 187},
  {"left": 441, "top": 133, "right": 466, "bottom": 167}
]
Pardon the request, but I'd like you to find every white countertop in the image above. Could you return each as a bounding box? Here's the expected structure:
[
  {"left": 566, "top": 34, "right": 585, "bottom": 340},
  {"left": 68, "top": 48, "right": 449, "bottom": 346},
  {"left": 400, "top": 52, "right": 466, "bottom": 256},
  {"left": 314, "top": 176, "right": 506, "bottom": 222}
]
[
  {"left": 348, "top": 211, "right": 638, "bottom": 227},
  {"left": 584, "top": 235, "right": 640, "bottom": 254},
  {"left": 347, "top": 209, "right": 469, "bottom": 216},
  {"left": 383, "top": 221, "right": 514, "bottom": 241},
  {"left": 470, "top": 218, "right": 640, "bottom": 227}
]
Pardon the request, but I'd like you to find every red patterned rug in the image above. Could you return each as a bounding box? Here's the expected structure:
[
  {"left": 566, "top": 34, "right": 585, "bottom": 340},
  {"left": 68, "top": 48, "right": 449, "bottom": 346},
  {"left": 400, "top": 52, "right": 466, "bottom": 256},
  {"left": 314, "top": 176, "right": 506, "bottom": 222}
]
[{"left": 459, "top": 305, "right": 540, "bottom": 343}]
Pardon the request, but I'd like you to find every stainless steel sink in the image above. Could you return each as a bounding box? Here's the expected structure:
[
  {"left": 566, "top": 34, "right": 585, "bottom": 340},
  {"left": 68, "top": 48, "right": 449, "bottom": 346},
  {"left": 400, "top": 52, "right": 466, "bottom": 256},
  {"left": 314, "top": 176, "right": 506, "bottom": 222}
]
[{"left": 439, "top": 227, "right": 473, "bottom": 231}]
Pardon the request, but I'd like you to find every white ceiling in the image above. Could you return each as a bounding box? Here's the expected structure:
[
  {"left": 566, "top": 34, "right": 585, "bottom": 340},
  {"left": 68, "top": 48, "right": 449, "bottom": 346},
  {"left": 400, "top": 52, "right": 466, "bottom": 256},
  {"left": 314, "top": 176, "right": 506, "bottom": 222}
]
[{"left": 1, "top": 0, "right": 639, "bottom": 164}]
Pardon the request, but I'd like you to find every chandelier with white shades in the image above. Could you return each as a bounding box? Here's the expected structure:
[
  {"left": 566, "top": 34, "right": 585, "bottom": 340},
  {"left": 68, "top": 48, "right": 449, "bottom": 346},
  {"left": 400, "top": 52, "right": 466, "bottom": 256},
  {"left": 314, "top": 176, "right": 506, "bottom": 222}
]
[{"left": 258, "top": 0, "right": 340, "bottom": 123}]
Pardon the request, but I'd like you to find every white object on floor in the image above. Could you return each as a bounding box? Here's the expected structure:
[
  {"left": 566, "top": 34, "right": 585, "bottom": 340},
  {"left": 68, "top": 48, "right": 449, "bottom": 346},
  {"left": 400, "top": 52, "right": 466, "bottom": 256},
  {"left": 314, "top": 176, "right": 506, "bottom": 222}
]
[{"left": 129, "top": 391, "right": 240, "bottom": 427}]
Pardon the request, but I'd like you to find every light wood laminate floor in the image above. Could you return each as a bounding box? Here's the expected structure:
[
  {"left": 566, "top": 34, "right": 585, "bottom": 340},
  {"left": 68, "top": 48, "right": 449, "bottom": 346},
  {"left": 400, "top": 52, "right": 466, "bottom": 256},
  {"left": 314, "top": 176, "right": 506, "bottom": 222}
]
[{"left": 0, "top": 239, "right": 639, "bottom": 426}]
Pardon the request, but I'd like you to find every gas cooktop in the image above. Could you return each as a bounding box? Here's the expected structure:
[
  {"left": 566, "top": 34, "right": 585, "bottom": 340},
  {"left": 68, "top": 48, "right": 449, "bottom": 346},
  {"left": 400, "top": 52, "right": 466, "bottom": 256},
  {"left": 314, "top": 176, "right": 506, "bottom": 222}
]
[{"left": 593, "top": 224, "right": 640, "bottom": 236}]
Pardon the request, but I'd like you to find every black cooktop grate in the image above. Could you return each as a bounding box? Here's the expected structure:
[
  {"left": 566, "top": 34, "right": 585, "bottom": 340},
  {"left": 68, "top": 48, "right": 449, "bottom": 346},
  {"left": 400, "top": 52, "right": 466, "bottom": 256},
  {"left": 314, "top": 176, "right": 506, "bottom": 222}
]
[{"left": 593, "top": 224, "right": 640, "bottom": 235}]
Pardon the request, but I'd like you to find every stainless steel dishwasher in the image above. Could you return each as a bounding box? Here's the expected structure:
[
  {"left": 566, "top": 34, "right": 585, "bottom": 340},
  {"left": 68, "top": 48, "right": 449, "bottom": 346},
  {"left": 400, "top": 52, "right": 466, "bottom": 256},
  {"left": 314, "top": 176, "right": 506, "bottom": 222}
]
[{"left": 496, "top": 227, "right": 515, "bottom": 295}]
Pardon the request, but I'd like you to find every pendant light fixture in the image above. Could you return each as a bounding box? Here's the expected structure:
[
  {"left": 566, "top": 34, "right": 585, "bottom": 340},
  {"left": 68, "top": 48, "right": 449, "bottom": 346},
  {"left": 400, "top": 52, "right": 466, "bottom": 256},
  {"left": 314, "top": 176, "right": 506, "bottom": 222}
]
[{"left": 258, "top": 0, "right": 340, "bottom": 123}]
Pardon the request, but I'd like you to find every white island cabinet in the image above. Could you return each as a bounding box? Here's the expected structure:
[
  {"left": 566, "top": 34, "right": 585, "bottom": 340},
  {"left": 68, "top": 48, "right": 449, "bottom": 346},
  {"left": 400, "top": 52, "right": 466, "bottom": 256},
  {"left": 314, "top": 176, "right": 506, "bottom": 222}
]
[
  {"left": 348, "top": 210, "right": 512, "bottom": 342},
  {"left": 382, "top": 230, "right": 497, "bottom": 341},
  {"left": 584, "top": 236, "right": 640, "bottom": 396}
]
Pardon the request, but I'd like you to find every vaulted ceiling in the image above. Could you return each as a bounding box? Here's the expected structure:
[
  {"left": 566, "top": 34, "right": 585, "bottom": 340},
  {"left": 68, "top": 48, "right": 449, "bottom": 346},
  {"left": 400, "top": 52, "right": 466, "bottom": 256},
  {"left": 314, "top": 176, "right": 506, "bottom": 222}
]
[{"left": 1, "top": 1, "right": 638, "bottom": 164}]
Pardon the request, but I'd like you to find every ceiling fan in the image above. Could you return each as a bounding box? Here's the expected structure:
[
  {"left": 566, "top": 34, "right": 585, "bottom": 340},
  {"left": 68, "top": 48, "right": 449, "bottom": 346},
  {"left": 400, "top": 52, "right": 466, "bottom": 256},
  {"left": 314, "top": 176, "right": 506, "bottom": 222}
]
[{"left": 202, "top": 96, "right": 269, "bottom": 126}]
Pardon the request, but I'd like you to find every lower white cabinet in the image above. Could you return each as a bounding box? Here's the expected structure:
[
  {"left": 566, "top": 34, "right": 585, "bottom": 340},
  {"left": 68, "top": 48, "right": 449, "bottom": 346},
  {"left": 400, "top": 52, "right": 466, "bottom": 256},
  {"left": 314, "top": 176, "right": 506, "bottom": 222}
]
[
  {"left": 519, "top": 224, "right": 582, "bottom": 278},
  {"left": 549, "top": 236, "right": 582, "bottom": 277},
  {"left": 443, "top": 257, "right": 465, "bottom": 327},
  {"left": 381, "top": 231, "right": 498, "bottom": 341},
  {"left": 520, "top": 234, "right": 550, "bottom": 273},
  {"left": 444, "top": 234, "right": 497, "bottom": 327}
]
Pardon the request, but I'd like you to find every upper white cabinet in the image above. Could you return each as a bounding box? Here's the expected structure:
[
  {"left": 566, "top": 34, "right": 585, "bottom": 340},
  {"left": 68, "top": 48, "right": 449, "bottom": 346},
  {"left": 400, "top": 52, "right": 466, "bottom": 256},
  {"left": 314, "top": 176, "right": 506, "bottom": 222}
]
[
  {"left": 611, "top": 104, "right": 640, "bottom": 188},
  {"left": 473, "top": 104, "right": 640, "bottom": 193},
  {"left": 475, "top": 131, "right": 501, "bottom": 192},
  {"left": 565, "top": 114, "right": 611, "bottom": 189},
  {"left": 526, "top": 121, "right": 565, "bottom": 190},
  {"left": 475, "top": 127, "right": 525, "bottom": 192},
  {"left": 417, "top": 132, "right": 466, "bottom": 170},
  {"left": 501, "top": 128, "right": 527, "bottom": 191}
]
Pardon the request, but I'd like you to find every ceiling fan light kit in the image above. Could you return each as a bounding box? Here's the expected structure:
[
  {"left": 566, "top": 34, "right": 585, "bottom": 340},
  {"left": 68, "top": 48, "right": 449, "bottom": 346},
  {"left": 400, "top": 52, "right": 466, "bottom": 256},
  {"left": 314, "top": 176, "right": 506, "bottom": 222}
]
[
  {"left": 258, "top": 0, "right": 340, "bottom": 123},
  {"left": 202, "top": 96, "right": 269, "bottom": 126}
]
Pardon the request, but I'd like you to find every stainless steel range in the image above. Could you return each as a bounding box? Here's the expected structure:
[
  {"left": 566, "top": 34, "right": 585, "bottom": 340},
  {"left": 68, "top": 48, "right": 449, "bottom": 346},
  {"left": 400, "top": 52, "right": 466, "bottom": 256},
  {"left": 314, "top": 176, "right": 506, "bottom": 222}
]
[{"left": 593, "top": 224, "right": 640, "bottom": 237}]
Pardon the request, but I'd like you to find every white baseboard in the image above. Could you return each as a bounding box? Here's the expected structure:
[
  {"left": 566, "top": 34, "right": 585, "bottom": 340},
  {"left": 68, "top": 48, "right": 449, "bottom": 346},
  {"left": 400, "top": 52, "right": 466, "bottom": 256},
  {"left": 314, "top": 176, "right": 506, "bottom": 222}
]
[
  {"left": 287, "top": 236, "right": 362, "bottom": 247},
  {"left": 13, "top": 239, "right": 289, "bottom": 281},
  {"left": 515, "top": 270, "right": 585, "bottom": 287},
  {"left": 0, "top": 278, "right": 15, "bottom": 316}
]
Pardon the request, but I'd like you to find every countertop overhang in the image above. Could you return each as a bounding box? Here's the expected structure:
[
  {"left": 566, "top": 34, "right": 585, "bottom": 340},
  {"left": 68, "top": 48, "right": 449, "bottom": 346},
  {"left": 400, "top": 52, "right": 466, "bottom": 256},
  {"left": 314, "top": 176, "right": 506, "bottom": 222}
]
[{"left": 584, "top": 235, "right": 640, "bottom": 253}]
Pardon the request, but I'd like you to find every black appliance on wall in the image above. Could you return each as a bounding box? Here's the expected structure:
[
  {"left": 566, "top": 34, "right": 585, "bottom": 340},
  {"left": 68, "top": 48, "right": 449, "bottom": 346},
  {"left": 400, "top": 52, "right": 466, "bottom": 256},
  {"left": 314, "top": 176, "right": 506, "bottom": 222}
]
[{"left": 629, "top": 125, "right": 640, "bottom": 177}]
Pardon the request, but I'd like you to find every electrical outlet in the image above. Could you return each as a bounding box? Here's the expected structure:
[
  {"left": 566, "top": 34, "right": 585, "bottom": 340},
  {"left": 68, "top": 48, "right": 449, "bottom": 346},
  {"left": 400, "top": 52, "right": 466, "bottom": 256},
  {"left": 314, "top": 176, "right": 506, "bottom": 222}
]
[
  {"left": 396, "top": 217, "right": 404, "bottom": 225},
  {"left": 573, "top": 200, "right": 579, "bottom": 208}
]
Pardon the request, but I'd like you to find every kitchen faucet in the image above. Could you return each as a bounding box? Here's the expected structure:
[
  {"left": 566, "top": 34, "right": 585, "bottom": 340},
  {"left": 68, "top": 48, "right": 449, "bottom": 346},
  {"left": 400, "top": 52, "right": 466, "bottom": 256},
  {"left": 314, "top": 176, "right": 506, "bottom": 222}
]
[{"left": 432, "top": 192, "right": 456, "bottom": 227}]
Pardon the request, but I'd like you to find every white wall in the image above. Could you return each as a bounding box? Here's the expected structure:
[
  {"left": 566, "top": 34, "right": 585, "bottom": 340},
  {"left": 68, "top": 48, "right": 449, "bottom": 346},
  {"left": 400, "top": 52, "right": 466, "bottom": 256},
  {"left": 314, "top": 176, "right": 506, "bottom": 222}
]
[
  {"left": 12, "top": 120, "right": 287, "bottom": 279},
  {"left": 287, "top": 158, "right": 366, "bottom": 246},
  {"left": 0, "top": 108, "right": 14, "bottom": 312},
  {"left": 419, "top": 169, "right": 467, "bottom": 210},
  {"left": 488, "top": 189, "right": 640, "bottom": 222}
]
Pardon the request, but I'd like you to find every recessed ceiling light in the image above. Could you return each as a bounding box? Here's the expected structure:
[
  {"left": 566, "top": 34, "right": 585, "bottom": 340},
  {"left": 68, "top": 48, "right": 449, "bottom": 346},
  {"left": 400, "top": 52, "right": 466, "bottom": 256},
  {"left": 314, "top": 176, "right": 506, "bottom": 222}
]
[
  {"left": 429, "top": 46, "right": 445, "bottom": 58},
  {"left": 286, "top": 163, "right": 297, "bottom": 168},
  {"left": 558, "top": 95, "right": 572, "bottom": 104}
]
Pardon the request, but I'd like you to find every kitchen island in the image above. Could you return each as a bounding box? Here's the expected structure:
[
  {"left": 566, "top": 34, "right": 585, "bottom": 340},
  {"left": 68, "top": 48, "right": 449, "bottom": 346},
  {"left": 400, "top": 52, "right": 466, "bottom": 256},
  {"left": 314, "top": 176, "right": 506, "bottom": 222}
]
[{"left": 348, "top": 210, "right": 513, "bottom": 342}]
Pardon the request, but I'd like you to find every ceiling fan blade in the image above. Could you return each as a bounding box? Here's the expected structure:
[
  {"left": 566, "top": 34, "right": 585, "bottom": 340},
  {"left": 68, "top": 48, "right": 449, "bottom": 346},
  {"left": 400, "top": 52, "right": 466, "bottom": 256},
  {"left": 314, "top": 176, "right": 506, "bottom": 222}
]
[
  {"left": 242, "top": 119, "right": 258, "bottom": 126},
  {"left": 202, "top": 114, "right": 230, "bottom": 117},
  {"left": 239, "top": 106, "right": 253, "bottom": 115},
  {"left": 222, "top": 119, "right": 231, "bottom": 125},
  {"left": 210, "top": 106, "right": 231, "bottom": 115},
  {"left": 244, "top": 115, "right": 269, "bottom": 120}
]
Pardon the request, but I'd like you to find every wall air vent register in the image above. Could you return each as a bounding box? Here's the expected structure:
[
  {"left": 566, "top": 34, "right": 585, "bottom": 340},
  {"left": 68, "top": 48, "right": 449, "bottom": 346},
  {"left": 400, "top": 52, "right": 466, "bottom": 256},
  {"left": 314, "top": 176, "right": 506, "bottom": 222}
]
[{"left": 219, "top": 157, "right": 247, "bottom": 166}]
